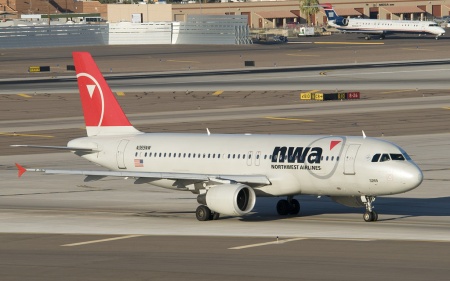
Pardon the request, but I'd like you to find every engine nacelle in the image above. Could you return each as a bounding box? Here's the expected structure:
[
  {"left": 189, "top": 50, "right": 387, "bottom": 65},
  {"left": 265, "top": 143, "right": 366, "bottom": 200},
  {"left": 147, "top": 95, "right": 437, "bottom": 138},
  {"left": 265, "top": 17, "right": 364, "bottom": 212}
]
[
  {"left": 331, "top": 196, "right": 365, "bottom": 208},
  {"left": 202, "top": 184, "right": 256, "bottom": 216},
  {"left": 334, "top": 17, "right": 349, "bottom": 26}
]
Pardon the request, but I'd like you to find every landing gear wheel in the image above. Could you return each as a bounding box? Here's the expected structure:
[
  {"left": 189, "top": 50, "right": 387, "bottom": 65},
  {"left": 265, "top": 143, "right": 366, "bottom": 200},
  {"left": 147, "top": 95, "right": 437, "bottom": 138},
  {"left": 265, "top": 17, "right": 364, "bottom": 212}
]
[
  {"left": 196, "top": 205, "right": 211, "bottom": 221},
  {"left": 363, "top": 211, "right": 378, "bottom": 222},
  {"left": 361, "top": 196, "right": 378, "bottom": 222},
  {"left": 210, "top": 212, "right": 220, "bottom": 220},
  {"left": 372, "top": 210, "right": 378, "bottom": 221},
  {"left": 289, "top": 199, "right": 300, "bottom": 215},
  {"left": 276, "top": 199, "right": 290, "bottom": 215},
  {"left": 363, "top": 211, "right": 373, "bottom": 222}
]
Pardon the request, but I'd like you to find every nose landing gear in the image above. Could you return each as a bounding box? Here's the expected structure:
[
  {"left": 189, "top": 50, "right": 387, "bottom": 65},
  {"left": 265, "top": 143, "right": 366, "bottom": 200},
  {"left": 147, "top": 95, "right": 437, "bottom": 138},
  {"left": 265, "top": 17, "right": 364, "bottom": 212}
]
[{"left": 362, "top": 196, "right": 378, "bottom": 222}]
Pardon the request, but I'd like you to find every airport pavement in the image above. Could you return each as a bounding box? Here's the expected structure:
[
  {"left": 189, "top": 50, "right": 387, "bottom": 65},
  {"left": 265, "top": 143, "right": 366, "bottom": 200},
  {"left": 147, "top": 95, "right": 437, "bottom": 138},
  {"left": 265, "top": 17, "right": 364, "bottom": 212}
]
[
  {"left": 1, "top": 32, "right": 450, "bottom": 78},
  {"left": 0, "top": 233, "right": 449, "bottom": 281}
]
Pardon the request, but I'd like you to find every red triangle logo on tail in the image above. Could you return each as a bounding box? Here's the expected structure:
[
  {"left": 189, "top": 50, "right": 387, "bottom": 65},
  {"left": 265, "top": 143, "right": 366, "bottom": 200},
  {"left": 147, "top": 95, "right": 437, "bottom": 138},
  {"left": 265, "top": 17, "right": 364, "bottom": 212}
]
[{"left": 330, "top": 140, "right": 341, "bottom": 150}]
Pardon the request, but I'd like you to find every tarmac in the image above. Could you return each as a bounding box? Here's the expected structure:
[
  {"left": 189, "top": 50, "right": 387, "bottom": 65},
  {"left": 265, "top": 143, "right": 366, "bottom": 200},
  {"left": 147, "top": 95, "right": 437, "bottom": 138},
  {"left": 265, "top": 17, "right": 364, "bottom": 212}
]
[{"left": 1, "top": 33, "right": 450, "bottom": 280}]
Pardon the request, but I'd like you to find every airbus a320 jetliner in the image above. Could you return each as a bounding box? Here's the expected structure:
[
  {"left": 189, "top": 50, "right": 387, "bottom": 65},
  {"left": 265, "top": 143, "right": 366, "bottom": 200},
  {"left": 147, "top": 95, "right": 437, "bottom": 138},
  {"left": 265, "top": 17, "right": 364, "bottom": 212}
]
[
  {"left": 322, "top": 3, "right": 445, "bottom": 40},
  {"left": 14, "top": 52, "right": 423, "bottom": 222}
]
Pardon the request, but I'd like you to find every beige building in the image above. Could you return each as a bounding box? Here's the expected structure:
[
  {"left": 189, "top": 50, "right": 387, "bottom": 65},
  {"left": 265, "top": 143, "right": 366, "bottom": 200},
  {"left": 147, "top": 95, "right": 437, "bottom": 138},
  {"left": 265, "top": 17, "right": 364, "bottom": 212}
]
[
  {"left": 106, "top": 1, "right": 450, "bottom": 28},
  {"left": 4, "top": 0, "right": 450, "bottom": 27}
]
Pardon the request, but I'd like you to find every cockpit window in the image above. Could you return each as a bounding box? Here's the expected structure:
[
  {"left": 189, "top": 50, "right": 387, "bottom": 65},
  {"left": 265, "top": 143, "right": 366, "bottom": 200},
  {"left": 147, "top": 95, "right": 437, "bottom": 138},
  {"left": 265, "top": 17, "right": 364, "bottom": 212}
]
[
  {"left": 371, "top": 154, "right": 380, "bottom": 162},
  {"left": 380, "top": 154, "right": 391, "bottom": 162},
  {"left": 390, "top": 154, "right": 405, "bottom": 161}
]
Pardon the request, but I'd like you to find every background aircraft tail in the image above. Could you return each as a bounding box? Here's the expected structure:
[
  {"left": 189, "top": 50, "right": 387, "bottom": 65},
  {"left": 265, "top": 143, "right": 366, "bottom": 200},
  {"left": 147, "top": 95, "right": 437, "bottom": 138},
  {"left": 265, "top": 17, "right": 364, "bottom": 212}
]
[
  {"left": 73, "top": 52, "right": 141, "bottom": 136},
  {"left": 321, "top": 3, "right": 349, "bottom": 26}
]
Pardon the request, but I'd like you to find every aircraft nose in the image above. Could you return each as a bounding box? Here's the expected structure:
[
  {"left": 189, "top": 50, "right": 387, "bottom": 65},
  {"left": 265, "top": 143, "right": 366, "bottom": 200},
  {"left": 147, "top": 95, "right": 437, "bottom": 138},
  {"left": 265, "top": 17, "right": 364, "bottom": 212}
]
[{"left": 398, "top": 163, "right": 423, "bottom": 192}]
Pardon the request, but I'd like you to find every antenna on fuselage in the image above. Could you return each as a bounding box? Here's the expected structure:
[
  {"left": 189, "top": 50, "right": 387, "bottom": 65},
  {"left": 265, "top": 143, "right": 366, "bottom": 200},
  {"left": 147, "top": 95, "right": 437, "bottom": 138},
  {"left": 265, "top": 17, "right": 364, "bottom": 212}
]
[
  {"left": 362, "top": 130, "right": 367, "bottom": 139},
  {"left": 206, "top": 128, "right": 211, "bottom": 136}
]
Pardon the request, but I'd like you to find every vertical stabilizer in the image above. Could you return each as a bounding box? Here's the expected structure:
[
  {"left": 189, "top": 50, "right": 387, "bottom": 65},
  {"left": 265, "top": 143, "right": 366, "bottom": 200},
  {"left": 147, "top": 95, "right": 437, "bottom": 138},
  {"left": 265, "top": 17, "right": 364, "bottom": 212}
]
[
  {"left": 73, "top": 52, "right": 141, "bottom": 136},
  {"left": 321, "top": 3, "right": 339, "bottom": 20}
]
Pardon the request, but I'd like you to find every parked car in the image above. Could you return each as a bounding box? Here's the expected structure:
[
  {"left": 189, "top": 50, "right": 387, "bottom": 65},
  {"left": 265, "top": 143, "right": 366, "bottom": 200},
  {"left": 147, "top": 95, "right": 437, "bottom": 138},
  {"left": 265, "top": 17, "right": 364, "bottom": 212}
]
[{"left": 273, "top": 35, "right": 288, "bottom": 43}]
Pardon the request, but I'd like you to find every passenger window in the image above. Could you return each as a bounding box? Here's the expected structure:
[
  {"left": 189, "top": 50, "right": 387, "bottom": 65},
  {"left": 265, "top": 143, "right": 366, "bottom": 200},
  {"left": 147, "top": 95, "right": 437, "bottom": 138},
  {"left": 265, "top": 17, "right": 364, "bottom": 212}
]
[
  {"left": 380, "top": 154, "right": 391, "bottom": 162},
  {"left": 371, "top": 154, "right": 381, "bottom": 162}
]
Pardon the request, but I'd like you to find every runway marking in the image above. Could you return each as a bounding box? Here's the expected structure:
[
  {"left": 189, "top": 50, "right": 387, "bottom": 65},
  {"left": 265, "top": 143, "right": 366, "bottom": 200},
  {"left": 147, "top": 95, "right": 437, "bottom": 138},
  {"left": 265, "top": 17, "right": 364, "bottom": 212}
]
[
  {"left": 381, "top": 89, "right": 416, "bottom": 94},
  {"left": 61, "top": 235, "right": 144, "bottom": 247},
  {"left": 166, "top": 59, "right": 199, "bottom": 63},
  {"left": 116, "top": 92, "right": 125, "bottom": 96},
  {"left": 17, "top": 93, "right": 32, "bottom": 98},
  {"left": 0, "top": 132, "right": 54, "bottom": 138},
  {"left": 286, "top": 54, "right": 319, "bottom": 57},
  {"left": 213, "top": 90, "right": 224, "bottom": 96},
  {"left": 229, "top": 237, "right": 306, "bottom": 250},
  {"left": 265, "top": 116, "right": 314, "bottom": 122},
  {"left": 314, "top": 42, "right": 384, "bottom": 45}
]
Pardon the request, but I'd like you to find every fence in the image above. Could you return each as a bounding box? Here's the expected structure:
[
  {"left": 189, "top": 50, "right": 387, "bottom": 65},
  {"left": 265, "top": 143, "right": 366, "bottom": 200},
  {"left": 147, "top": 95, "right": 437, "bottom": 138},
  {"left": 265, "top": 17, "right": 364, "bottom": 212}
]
[{"left": 0, "top": 24, "right": 108, "bottom": 49}]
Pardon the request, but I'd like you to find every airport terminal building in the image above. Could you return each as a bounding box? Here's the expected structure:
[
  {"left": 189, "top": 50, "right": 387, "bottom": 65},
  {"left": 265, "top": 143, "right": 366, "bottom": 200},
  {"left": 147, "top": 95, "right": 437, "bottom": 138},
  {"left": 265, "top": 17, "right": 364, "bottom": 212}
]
[{"left": 2, "top": 0, "right": 450, "bottom": 28}]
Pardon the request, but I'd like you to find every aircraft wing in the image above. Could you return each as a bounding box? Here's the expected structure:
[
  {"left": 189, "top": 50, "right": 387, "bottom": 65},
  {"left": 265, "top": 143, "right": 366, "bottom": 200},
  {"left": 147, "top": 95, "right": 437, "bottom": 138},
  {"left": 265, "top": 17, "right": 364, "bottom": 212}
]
[
  {"left": 15, "top": 164, "right": 271, "bottom": 186},
  {"left": 343, "top": 30, "right": 384, "bottom": 35}
]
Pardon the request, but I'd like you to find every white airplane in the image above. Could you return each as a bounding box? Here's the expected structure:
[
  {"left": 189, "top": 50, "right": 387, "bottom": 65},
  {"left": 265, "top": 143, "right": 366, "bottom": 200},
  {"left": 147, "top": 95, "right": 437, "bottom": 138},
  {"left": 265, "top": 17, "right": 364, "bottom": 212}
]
[
  {"left": 14, "top": 52, "right": 423, "bottom": 222},
  {"left": 322, "top": 3, "right": 445, "bottom": 40}
]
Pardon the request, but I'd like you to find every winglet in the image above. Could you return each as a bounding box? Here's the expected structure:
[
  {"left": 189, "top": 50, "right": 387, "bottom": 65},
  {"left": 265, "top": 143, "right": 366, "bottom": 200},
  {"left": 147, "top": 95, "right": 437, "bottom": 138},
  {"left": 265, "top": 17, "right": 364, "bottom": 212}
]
[{"left": 15, "top": 163, "right": 27, "bottom": 178}]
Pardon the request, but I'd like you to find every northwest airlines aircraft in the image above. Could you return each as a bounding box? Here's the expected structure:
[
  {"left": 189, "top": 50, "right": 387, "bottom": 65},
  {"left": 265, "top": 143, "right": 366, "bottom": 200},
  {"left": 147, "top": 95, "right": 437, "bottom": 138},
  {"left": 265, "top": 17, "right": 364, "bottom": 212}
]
[
  {"left": 322, "top": 3, "right": 445, "bottom": 40},
  {"left": 14, "top": 52, "right": 423, "bottom": 222}
]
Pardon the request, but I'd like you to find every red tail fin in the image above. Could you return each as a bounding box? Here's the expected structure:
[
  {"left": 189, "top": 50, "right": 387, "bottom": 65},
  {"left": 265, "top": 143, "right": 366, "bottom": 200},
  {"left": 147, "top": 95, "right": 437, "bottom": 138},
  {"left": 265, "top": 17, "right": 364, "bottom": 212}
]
[{"left": 73, "top": 52, "right": 140, "bottom": 136}]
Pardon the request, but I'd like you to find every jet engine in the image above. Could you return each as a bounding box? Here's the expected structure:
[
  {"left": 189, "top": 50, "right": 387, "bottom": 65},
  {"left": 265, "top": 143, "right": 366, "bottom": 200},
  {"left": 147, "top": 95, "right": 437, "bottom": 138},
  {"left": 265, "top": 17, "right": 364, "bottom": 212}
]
[
  {"left": 198, "top": 184, "right": 256, "bottom": 216},
  {"left": 334, "top": 17, "right": 349, "bottom": 26},
  {"left": 331, "top": 196, "right": 365, "bottom": 208}
]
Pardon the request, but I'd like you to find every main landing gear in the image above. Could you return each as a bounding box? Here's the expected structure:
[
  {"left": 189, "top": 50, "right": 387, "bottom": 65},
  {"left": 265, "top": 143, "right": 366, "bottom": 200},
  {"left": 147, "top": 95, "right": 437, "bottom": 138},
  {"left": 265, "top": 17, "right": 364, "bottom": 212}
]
[
  {"left": 362, "top": 196, "right": 378, "bottom": 222},
  {"left": 195, "top": 205, "right": 220, "bottom": 221},
  {"left": 276, "top": 196, "right": 300, "bottom": 216}
]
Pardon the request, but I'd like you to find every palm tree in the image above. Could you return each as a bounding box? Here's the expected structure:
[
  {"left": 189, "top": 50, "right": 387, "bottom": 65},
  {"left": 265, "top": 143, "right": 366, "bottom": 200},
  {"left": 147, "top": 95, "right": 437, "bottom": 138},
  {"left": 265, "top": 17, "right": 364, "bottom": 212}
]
[{"left": 300, "top": 0, "right": 320, "bottom": 26}]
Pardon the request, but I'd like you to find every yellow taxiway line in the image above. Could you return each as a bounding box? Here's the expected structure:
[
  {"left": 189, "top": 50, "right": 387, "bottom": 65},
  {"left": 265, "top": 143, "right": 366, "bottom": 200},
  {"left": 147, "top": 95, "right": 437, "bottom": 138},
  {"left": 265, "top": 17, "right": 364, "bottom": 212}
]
[
  {"left": 401, "top": 48, "right": 433, "bottom": 51},
  {"left": 286, "top": 54, "right": 320, "bottom": 57},
  {"left": 0, "top": 132, "right": 54, "bottom": 138},
  {"left": 265, "top": 116, "right": 314, "bottom": 122},
  {"left": 381, "top": 89, "right": 416, "bottom": 94},
  {"left": 314, "top": 42, "right": 384, "bottom": 45},
  {"left": 442, "top": 107, "right": 450, "bottom": 110},
  {"left": 166, "top": 59, "right": 199, "bottom": 63},
  {"left": 17, "top": 93, "right": 32, "bottom": 98},
  {"left": 116, "top": 92, "right": 125, "bottom": 96},
  {"left": 213, "top": 90, "right": 224, "bottom": 96}
]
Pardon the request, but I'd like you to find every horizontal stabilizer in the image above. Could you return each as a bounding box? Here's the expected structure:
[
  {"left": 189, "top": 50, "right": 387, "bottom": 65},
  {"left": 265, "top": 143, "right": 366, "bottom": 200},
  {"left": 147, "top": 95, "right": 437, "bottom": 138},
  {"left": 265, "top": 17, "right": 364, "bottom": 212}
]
[{"left": 11, "top": 145, "right": 99, "bottom": 152}]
